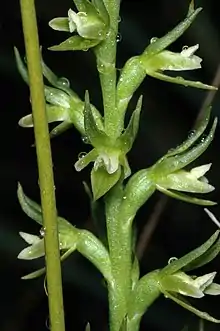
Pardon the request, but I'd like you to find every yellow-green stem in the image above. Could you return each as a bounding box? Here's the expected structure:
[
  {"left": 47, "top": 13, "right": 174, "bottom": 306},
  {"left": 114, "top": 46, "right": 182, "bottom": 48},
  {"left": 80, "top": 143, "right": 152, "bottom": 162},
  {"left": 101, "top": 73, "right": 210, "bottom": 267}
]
[
  {"left": 19, "top": 1, "right": 65, "bottom": 331},
  {"left": 95, "top": 0, "right": 121, "bottom": 138}
]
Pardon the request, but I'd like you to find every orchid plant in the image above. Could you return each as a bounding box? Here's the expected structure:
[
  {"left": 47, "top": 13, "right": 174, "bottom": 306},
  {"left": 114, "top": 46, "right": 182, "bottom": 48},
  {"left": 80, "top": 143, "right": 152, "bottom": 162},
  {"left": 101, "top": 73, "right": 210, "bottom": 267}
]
[{"left": 17, "top": 1, "right": 220, "bottom": 331}]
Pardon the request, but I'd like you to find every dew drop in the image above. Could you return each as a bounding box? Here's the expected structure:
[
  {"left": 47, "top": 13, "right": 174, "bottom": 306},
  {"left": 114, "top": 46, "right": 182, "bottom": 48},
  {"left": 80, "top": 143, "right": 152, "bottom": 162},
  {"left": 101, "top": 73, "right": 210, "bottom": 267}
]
[
  {"left": 200, "top": 136, "right": 206, "bottom": 143},
  {"left": 58, "top": 77, "right": 70, "bottom": 88},
  {"left": 82, "top": 135, "right": 90, "bottom": 144},
  {"left": 168, "top": 257, "right": 178, "bottom": 264},
  {"left": 116, "top": 33, "right": 122, "bottom": 42},
  {"left": 117, "top": 16, "right": 121, "bottom": 23},
  {"left": 182, "top": 45, "right": 188, "bottom": 51},
  {"left": 78, "top": 152, "right": 87, "bottom": 159},
  {"left": 40, "top": 227, "right": 46, "bottom": 237},
  {"left": 188, "top": 130, "right": 195, "bottom": 138},
  {"left": 123, "top": 196, "right": 127, "bottom": 200},
  {"left": 97, "top": 63, "right": 105, "bottom": 73},
  {"left": 150, "top": 37, "right": 158, "bottom": 44},
  {"left": 83, "top": 48, "right": 89, "bottom": 52}
]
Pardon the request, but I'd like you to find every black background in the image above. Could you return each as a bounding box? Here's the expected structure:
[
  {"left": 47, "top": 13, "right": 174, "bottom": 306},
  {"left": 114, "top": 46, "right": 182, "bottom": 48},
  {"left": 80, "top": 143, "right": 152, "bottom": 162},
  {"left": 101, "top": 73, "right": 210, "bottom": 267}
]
[{"left": 1, "top": 0, "right": 220, "bottom": 330}]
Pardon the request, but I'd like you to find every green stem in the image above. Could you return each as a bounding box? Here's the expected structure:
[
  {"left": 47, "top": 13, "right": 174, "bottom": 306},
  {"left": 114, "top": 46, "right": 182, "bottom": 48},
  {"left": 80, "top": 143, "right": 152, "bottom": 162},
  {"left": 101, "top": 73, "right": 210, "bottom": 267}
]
[
  {"left": 105, "top": 186, "right": 133, "bottom": 331},
  {"left": 20, "top": 1, "right": 65, "bottom": 331},
  {"left": 95, "top": 0, "right": 121, "bottom": 138}
]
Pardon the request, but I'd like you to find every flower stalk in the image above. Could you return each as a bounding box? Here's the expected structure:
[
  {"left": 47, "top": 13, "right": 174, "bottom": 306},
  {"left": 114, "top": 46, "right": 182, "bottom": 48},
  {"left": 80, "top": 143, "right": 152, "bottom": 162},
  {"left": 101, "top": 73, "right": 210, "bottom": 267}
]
[{"left": 19, "top": 1, "right": 65, "bottom": 331}]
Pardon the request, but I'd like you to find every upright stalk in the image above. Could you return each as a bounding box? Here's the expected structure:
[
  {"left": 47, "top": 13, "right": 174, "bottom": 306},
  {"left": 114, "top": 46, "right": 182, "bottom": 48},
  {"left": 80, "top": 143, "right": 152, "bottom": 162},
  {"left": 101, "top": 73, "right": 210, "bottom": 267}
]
[
  {"left": 19, "top": 1, "right": 65, "bottom": 331},
  {"left": 95, "top": 0, "right": 121, "bottom": 138}
]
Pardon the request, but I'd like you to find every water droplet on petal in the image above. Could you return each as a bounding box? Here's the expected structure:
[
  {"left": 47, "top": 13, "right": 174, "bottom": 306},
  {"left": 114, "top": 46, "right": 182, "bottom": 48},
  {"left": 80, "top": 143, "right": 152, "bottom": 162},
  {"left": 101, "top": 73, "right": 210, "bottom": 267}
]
[
  {"left": 182, "top": 45, "right": 189, "bottom": 51},
  {"left": 78, "top": 152, "right": 87, "bottom": 159},
  {"left": 200, "top": 136, "right": 206, "bottom": 143},
  {"left": 40, "top": 227, "right": 46, "bottom": 237},
  {"left": 168, "top": 257, "right": 178, "bottom": 264},
  {"left": 117, "top": 16, "right": 121, "bottom": 23},
  {"left": 150, "top": 37, "right": 158, "bottom": 44},
  {"left": 123, "top": 196, "right": 127, "bottom": 200},
  {"left": 58, "top": 77, "right": 70, "bottom": 88},
  {"left": 116, "top": 33, "right": 122, "bottom": 42}
]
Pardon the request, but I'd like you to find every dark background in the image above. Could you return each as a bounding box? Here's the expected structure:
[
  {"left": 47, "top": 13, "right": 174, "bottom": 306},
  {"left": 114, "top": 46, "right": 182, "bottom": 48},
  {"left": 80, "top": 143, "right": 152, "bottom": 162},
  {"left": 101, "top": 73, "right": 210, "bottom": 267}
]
[{"left": 1, "top": 0, "right": 220, "bottom": 330}]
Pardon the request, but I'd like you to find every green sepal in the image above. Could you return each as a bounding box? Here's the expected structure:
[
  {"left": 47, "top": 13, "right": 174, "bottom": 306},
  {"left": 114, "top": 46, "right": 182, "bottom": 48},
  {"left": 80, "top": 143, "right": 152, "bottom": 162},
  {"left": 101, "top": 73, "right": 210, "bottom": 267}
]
[
  {"left": 44, "top": 86, "right": 71, "bottom": 108},
  {"left": 144, "top": 6, "right": 202, "bottom": 57},
  {"left": 119, "top": 155, "right": 131, "bottom": 178},
  {"left": 48, "top": 35, "right": 100, "bottom": 51},
  {"left": 159, "top": 271, "right": 206, "bottom": 298},
  {"left": 119, "top": 96, "right": 143, "bottom": 153},
  {"left": 19, "top": 105, "right": 69, "bottom": 128},
  {"left": 17, "top": 183, "right": 42, "bottom": 225},
  {"left": 14, "top": 46, "right": 29, "bottom": 84},
  {"left": 48, "top": 17, "right": 70, "bottom": 32},
  {"left": 146, "top": 70, "right": 217, "bottom": 91},
  {"left": 160, "top": 230, "right": 220, "bottom": 277},
  {"left": 156, "top": 186, "right": 216, "bottom": 206},
  {"left": 75, "top": 149, "right": 98, "bottom": 171},
  {"left": 205, "top": 283, "right": 220, "bottom": 295},
  {"left": 161, "top": 290, "right": 220, "bottom": 323},
  {"left": 166, "top": 106, "right": 212, "bottom": 157},
  {"left": 40, "top": 51, "right": 78, "bottom": 98},
  {"left": 91, "top": 0, "right": 109, "bottom": 25},
  {"left": 49, "top": 122, "right": 74, "bottom": 139},
  {"left": 188, "top": 0, "right": 195, "bottom": 16},
  {"left": 21, "top": 247, "right": 75, "bottom": 280},
  {"left": 17, "top": 183, "right": 73, "bottom": 232},
  {"left": 154, "top": 118, "right": 218, "bottom": 175},
  {"left": 91, "top": 166, "right": 121, "bottom": 201},
  {"left": 183, "top": 234, "right": 220, "bottom": 272},
  {"left": 84, "top": 91, "right": 108, "bottom": 146}
]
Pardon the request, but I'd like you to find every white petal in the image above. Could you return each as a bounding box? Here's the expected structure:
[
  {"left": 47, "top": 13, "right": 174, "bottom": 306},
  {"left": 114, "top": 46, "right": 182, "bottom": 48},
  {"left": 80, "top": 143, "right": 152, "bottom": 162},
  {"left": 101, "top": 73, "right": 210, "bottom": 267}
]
[
  {"left": 180, "top": 44, "right": 199, "bottom": 57},
  {"left": 194, "top": 272, "right": 216, "bottom": 291},
  {"left": 18, "top": 239, "right": 45, "bottom": 260},
  {"left": 19, "top": 231, "right": 41, "bottom": 245},
  {"left": 190, "top": 164, "right": 212, "bottom": 178}
]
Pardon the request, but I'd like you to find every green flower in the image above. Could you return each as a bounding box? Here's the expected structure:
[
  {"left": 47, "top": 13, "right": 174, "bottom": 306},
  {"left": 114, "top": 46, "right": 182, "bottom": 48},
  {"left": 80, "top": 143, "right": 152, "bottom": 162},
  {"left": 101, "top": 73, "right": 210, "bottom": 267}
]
[
  {"left": 17, "top": 184, "right": 112, "bottom": 282},
  {"left": 48, "top": 0, "right": 109, "bottom": 51},
  {"left": 139, "top": 3, "right": 217, "bottom": 90},
  {"left": 124, "top": 106, "right": 217, "bottom": 209},
  {"left": 128, "top": 229, "right": 220, "bottom": 329},
  {"left": 14, "top": 47, "right": 103, "bottom": 138},
  {"left": 74, "top": 92, "right": 143, "bottom": 200},
  {"left": 18, "top": 228, "right": 74, "bottom": 260},
  {"left": 18, "top": 231, "right": 45, "bottom": 260}
]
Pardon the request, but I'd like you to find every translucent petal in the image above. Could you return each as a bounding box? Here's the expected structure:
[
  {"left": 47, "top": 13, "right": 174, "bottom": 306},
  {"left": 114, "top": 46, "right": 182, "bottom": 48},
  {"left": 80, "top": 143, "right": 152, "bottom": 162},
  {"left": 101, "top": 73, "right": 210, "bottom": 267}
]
[
  {"left": 19, "top": 232, "right": 41, "bottom": 245},
  {"left": 18, "top": 239, "right": 44, "bottom": 260}
]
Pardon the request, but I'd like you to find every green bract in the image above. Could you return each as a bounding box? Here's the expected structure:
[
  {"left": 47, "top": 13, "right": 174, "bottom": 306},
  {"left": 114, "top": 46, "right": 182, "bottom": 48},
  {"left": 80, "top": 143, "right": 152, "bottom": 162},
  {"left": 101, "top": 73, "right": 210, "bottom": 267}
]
[{"left": 48, "top": 0, "right": 109, "bottom": 51}]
